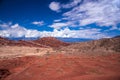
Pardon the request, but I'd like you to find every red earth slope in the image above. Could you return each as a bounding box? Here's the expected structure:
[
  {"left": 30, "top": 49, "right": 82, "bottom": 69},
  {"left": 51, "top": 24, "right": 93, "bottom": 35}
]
[{"left": 0, "top": 54, "right": 120, "bottom": 80}]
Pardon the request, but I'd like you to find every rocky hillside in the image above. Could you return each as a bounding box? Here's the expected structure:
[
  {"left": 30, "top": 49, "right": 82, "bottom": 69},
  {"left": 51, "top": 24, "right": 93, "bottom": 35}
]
[
  {"left": 0, "top": 37, "right": 70, "bottom": 48},
  {"left": 33, "top": 37, "right": 69, "bottom": 47},
  {"left": 0, "top": 37, "right": 15, "bottom": 46},
  {"left": 59, "top": 37, "right": 120, "bottom": 55}
]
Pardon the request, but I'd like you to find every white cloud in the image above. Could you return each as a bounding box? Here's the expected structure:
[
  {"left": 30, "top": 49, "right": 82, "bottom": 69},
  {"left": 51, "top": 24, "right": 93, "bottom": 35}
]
[
  {"left": 49, "top": 2, "right": 61, "bottom": 12},
  {"left": 32, "top": 21, "right": 45, "bottom": 26},
  {"left": 40, "top": 28, "right": 109, "bottom": 39},
  {"left": 49, "top": 0, "right": 82, "bottom": 12},
  {"left": 50, "top": 21, "right": 78, "bottom": 29},
  {"left": 49, "top": 0, "right": 120, "bottom": 31},
  {"left": 0, "top": 24, "right": 26, "bottom": 37},
  {"left": 0, "top": 22, "right": 12, "bottom": 29},
  {"left": 0, "top": 22, "right": 41, "bottom": 38},
  {"left": 0, "top": 22, "right": 109, "bottom": 39},
  {"left": 62, "top": 0, "right": 120, "bottom": 28},
  {"left": 54, "top": 19, "right": 62, "bottom": 22},
  {"left": 25, "top": 30, "right": 40, "bottom": 38},
  {"left": 49, "top": 22, "right": 69, "bottom": 29},
  {"left": 62, "top": 0, "right": 82, "bottom": 9}
]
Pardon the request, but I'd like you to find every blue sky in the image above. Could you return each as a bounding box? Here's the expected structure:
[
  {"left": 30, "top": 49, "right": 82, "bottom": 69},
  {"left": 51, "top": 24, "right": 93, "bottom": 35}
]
[{"left": 0, "top": 0, "right": 120, "bottom": 39}]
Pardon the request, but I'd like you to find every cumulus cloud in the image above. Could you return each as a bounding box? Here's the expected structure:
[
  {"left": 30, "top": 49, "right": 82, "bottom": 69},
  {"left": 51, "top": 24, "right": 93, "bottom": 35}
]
[
  {"left": 40, "top": 28, "right": 109, "bottom": 39},
  {"left": 0, "top": 24, "right": 27, "bottom": 37},
  {"left": 32, "top": 21, "right": 45, "bottom": 26},
  {"left": 0, "top": 22, "right": 41, "bottom": 38},
  {"left": 0, "top": 22, "right": 109, "bottom": 39},
  {"left": 25, "top": 30, "right": 41, "bottom": 38},
  {"left": 49, "top": 2, "right": 61, "bottom": 12}
]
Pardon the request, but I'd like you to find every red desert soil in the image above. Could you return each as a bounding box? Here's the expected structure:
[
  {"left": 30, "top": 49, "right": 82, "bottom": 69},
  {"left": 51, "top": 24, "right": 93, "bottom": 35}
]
[{"left": 0, "top": 54, "right": 120, "bottom": 80}]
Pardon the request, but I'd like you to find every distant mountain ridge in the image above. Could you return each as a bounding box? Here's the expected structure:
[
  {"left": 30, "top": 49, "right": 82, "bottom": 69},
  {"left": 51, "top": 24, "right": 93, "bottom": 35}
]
[
  {"left": 0, "top": 36, "right": 120, "bottom": 53},
  {"left": 57, "top": 38, "right": 93, "bottom": 42},
  {"left": 5, "top": 35, "right": 120, "bottom": 43},
  {"left": 7, "top": 37, "right": 93, "bottom": 42},
  {"left": 0, "top": 37, "right": 70, "bottom": 48}
]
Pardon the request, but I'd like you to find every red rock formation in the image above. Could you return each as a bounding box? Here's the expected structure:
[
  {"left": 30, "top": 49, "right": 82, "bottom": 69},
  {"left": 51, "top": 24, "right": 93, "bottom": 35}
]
[
  {"left": 0, "top": 37, "right": 70, "bottom": 48},
  {"left": 33, "top": 37, "right": 70, "bottom": 47}
]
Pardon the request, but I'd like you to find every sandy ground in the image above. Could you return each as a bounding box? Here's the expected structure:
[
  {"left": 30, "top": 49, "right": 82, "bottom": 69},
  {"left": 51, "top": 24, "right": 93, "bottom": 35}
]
[{"left": 0, "top": 46, "right": 55, "bottom": 59}]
